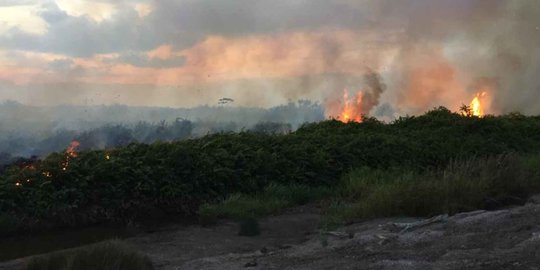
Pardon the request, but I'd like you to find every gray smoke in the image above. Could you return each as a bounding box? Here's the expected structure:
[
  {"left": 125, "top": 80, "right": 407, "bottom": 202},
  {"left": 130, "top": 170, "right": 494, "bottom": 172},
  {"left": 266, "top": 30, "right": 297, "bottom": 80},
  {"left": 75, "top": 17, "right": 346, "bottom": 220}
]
[
  {"left": 368, "top": 0, "right": 540, "bottom": 115},
  {"left": 0, "top": 0, "right": 539, "bottom": 116},
  {"left": 362, "top": 69, "right": 387, "bottom": 115}
]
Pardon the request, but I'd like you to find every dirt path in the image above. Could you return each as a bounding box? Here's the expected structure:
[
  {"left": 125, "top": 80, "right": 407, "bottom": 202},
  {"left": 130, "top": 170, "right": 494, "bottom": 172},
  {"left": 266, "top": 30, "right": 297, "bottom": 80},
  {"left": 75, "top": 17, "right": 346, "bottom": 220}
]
[
  {"left": 178, "top": 204, "right": 540, "bottom": 270},
  {"left": 3, "top": 203, "right": 540, "bottom": 269},
  {"left": 130, "top": 206, "right": 321, "bottom": 269}
]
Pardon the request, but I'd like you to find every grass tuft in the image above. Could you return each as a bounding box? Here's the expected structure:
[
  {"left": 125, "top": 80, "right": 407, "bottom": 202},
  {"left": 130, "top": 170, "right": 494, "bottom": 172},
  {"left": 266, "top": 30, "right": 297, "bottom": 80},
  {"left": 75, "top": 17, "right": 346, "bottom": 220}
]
[
  {"left": 25, "top": 253, "right": 68, "bottom": 270},
  {"left": 199, "top": 183, "right": 331, "bottom": 224}
]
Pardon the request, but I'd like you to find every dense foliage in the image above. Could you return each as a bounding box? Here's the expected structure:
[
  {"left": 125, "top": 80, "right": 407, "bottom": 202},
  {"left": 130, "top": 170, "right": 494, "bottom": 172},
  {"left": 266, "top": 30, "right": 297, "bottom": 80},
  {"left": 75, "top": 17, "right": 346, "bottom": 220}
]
[{"left": 2, "top": 108, "right": 540, "bottom": 232}]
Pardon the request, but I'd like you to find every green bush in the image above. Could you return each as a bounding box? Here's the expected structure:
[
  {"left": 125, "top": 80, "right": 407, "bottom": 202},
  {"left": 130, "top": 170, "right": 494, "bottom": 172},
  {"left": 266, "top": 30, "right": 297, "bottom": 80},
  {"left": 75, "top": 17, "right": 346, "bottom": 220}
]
[
  {"left": 23, "top": 240, "right": 153, "bottom": 270},
  {"left": 3, "top": 108, "right": 540, "bottom": 232},
  {"left": 199, "top": 183, "right": 331, "bottom": 224}
]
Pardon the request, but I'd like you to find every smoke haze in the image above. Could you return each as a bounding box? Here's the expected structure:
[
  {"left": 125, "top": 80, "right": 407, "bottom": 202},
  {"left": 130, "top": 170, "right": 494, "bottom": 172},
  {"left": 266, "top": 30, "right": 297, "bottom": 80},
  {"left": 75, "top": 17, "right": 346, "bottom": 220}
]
[{"left": 0, "top": 0, "right": 539, "bottom": 116}]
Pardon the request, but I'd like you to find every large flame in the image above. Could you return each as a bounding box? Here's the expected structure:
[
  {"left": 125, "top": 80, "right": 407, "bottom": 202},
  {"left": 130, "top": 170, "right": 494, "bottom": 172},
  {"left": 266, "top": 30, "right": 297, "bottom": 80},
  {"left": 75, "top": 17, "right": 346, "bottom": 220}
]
[
  {"left": 339, "top": 89, "right": 363, "bottom": 123},
  {"left": 470, "top": 92, "right": 487, "bottom": 117}
]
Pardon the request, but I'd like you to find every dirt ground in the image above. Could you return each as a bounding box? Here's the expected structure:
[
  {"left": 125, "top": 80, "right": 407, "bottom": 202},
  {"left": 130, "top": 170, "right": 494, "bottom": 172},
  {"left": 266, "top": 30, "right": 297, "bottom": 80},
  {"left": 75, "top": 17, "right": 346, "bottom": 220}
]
[{"left": 2, "top": 202, "right": 540, "bottom": 270}]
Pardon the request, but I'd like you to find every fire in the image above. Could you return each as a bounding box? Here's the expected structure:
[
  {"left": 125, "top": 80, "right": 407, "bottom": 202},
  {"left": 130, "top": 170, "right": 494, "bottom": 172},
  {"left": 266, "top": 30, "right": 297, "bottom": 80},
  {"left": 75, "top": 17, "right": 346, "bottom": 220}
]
[
  {"left": 66, "top": 141, "right": 80, "bottom": 158},
  {"left": 339, "top": 89, "right": 363, "bottom": 123},
  {"left": 62, "top": 140, "right": 80, "bottom": 170},
  {"left": 470, "top": 92, "right": 487, "bottom": 117}
]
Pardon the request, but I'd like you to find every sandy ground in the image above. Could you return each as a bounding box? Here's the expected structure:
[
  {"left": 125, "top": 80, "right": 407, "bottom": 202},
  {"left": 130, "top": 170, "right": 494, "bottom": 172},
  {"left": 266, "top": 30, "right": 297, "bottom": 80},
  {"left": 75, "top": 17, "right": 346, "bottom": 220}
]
[{"left": 3, "top": 202, "right": 540, "bottom": 270}]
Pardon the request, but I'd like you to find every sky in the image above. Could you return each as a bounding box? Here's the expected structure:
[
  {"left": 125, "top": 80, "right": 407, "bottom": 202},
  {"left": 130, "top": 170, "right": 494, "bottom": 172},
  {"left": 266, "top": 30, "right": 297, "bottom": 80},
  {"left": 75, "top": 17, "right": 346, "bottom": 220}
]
[{"left": 0, "top": 0, "right": 539, "bottom": 117}]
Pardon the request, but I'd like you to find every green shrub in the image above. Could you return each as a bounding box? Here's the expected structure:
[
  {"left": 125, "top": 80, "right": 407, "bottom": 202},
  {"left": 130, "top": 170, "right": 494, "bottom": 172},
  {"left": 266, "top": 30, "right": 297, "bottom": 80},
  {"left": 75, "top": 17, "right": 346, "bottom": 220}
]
[
  {"left": 23, "top": 240, "right": 153, "bottom": 270},
  {"left": 4, "top": 109, "right": 540, "bottom": 232},
  {"left": 198, "top": 193, "right": 289, "bottom": 223},
  {"left": 198, "top": 183, "right": 331, "bottom": 224}
]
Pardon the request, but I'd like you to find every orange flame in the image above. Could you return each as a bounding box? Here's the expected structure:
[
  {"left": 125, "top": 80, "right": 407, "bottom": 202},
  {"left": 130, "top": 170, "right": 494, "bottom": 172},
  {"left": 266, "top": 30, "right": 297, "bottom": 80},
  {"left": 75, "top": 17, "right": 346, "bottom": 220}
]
[
  {"left": 339, "top": 89, "right": 363, "bottom": 123},
  {"left": 470, "top": 92, "right": 487, "bottom": 117},
  {"left": 66, "top": 141, "right": 80, "bottom": 158},
  {"left": 62, "top": 140, "right": 80, "bottom": 171}
]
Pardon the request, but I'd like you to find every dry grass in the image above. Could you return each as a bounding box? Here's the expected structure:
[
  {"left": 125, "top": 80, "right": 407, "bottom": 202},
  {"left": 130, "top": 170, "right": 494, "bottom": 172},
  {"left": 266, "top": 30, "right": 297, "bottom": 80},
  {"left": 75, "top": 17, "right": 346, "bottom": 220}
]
[{"left": 321, "top": 154, "right": 540, "bottom": 229}]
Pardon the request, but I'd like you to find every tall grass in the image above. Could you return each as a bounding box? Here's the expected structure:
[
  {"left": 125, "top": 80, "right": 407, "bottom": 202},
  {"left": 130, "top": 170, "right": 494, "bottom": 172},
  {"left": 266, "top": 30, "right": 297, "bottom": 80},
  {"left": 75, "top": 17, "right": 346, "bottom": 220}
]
[
  {"left": 321, "top": 153, "right": 540, "bottom": 229},
  {"left": 199, "top": 154, "right": 540, "bottom": 230},
  {"left": 23, "top": 240, "right": 153, "bottom": 270}
]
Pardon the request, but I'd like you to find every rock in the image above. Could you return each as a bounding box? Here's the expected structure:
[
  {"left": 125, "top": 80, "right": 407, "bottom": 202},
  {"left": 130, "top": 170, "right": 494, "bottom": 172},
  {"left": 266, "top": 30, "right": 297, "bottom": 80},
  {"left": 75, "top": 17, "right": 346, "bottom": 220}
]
[
  {"left": 387, "top": 214, "right": 448, "bottom": 234},
  {"left": 376, "top": 234, "right": 398, "bottom": 245},
  {"left": 324, "top": 231, "right": 350, "bottom": 238},
  {"left": 244, "top": 261, "right": 258, "bottom": 267}
]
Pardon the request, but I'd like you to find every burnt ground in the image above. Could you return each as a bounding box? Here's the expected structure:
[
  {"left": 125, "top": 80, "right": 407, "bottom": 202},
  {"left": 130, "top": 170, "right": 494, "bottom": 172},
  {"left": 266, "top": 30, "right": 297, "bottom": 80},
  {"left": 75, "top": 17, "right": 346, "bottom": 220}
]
[{"left": 2, "top": 202, "right": 540, "bottom": 270}]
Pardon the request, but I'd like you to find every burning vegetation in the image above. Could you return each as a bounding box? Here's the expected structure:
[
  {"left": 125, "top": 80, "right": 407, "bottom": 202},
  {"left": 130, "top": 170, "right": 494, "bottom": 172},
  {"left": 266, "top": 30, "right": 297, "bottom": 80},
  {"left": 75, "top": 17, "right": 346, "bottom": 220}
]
[
  {"left": 333, "top": 87, "right": 491, "bottom": 122},
  {"left": 62, "top": 140, "right": 80, "bottom": 171},
  {"left": 13, "top": 140, "right": 83, "bottom": 187},
  {"left": 461, "top": 91, "right": 490, "bottom": 117},
  {"left": 470, "top": 92, "right": 487, "bottom": 117},
  {"left": 339, "top": 89, "right": 364, "bottom": 123},
  {"left": 327, "top": 70, "right": 386, "bottom": 123},
  {"left": 3, "top": 108, "right": 540, "bottom": 235}
]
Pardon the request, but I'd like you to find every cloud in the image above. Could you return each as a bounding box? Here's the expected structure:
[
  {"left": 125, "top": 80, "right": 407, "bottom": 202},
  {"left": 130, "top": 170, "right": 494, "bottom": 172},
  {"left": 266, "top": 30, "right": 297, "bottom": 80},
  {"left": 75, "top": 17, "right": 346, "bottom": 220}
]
[
  {"left": 0, "top": 0, "right": 36, "bottom": 7},
  {"left": 0, "top": 3, "right": 47, "bottom": 34},
  {"left": 104, "top": 52, "right": 186, "bottom": 68},
  {"left": 0, "top": 0, "right": 539, "bottom": 116},
  {"left": 48, "top": 58, "right": 75, "bottom": 70},
  {"left": 55, "top": 0, "right": 116, "bottom": 22},
  {"left": 0, "top": 0, "right": 371, "bottom": 56},
  {"left": 0, "top": 2, "right": 157, "bottom": 57}
]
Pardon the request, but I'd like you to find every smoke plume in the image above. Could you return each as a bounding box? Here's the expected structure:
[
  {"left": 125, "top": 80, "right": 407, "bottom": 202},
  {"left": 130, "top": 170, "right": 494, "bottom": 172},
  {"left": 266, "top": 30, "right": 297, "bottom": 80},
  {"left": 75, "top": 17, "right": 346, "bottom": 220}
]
[
  {"left": 362, "top": 69, "right": 386, "bottom": 115},
  {"left": 0, "top": 0, "right": 539, "bottom": 116}
]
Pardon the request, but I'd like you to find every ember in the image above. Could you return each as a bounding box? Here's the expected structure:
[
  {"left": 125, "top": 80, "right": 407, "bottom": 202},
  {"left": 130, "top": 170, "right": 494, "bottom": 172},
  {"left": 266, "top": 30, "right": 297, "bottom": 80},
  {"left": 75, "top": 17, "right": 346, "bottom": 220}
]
[{"left": 62, "top": 140, "right": 80, "bottom": 171}]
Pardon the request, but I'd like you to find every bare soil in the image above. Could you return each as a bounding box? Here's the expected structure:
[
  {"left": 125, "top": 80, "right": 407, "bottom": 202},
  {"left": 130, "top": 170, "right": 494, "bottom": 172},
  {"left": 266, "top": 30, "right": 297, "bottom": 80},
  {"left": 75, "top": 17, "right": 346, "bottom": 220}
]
[{"left": 3, "top": 203, "right": 540, "bottom": 270}]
